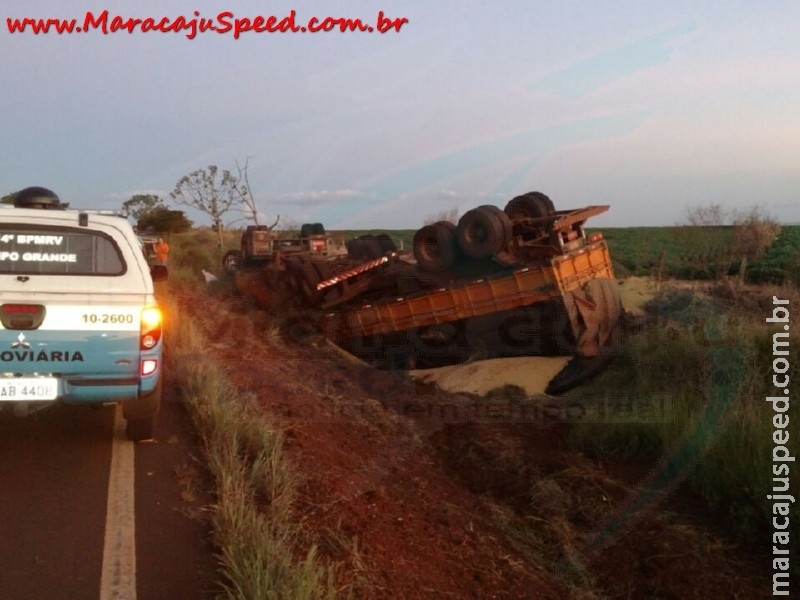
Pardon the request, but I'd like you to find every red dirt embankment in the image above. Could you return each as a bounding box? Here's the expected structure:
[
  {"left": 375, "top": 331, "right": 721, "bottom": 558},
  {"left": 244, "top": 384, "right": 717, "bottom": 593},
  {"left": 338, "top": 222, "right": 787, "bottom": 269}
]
[{"left": 178, "top": 285, "right": 771, "bottom": 599}]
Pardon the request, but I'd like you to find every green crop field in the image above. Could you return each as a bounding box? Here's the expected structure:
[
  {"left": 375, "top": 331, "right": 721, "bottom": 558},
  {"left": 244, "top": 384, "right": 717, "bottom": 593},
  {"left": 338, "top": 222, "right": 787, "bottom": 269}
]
[
  {"left": 342, "top": 228, "right": 417, "bottom": 251},
  {"left": 594, "top": 225, "right": 800, "bottom": 285},
  {"left": 340, "top": 224, "right": 800, "bottom": 285},
  {"left": 212, "top": 222, "right": 800, "bottom": 286},
  {"left": 747, "top": 224, "right": 800, "bottom": 284}
]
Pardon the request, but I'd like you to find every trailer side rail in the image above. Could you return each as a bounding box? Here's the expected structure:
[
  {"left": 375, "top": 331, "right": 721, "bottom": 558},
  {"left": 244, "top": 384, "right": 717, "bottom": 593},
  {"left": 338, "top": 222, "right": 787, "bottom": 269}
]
[{"left": 324, "top": 240, "right": 613, "bottom": 338}]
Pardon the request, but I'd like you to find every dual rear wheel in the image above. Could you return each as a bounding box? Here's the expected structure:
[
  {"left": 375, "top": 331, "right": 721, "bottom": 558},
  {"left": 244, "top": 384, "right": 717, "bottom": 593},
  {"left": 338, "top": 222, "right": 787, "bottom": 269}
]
[{"left": 412, "top": 191, "right": 555, "bottom": 272}]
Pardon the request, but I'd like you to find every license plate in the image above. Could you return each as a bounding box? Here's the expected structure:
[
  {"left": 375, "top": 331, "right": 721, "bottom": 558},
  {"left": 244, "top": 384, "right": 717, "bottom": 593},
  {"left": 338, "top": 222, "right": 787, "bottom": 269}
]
[{"left": 0, "top": 378, "right": 58, "bottom": 401}]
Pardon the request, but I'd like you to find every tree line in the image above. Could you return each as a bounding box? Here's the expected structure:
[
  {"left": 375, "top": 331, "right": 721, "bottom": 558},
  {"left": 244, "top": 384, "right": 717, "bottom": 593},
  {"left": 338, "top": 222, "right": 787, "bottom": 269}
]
[{"left": 2, "top": 158, "right": 275, "bottom": 248}]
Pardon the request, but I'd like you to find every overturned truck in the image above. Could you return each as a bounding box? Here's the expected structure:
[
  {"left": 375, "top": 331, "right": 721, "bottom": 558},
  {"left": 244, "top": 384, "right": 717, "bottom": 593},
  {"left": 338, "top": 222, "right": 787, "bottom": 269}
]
[{"left": 227, "top": 192, "right": 624, "bottom": 394}]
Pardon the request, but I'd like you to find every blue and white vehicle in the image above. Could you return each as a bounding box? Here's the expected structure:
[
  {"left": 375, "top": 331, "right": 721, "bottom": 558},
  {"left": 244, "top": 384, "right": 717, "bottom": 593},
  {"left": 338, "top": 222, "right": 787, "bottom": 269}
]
[{"left": 0, "top": 187, "right": 166, "bottom": 441}]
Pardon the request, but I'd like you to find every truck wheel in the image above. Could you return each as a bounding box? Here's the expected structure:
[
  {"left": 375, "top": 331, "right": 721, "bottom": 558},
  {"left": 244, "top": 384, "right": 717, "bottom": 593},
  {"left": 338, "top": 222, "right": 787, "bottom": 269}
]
[
  {"left": 504, "top": 192, "right": 555, "bottom": 220},
  {"left": 346, "top": 238, "right": 365, "bottom": 260},
  {"left": 413, "top": 221, "right": 458, "bottom": 272},
  {"left": 284, "top": 260, "right": 302, "bottom": 295},
  {"left": 347, "top": 236, "right": 384, "bottom": 260},
  {"left": 362, "top": 237, "right": 385, "bottom": 259},
  {"left": 375, "top": 233, "right": 397, "bottom": 253},
  {"left": 457, "top": 206, "right": 512, "bottom": 259},
  {"left": 481, "top": 205, "right": 513, "bottom": 246},
  {"left": 298, "top": 263, "right": 323, "bottom": 305},
  {"left": 222, "top": 250, "right": 241, "bottom": 273},
  {"left": 299, "top": 222, "right": 326, "bottom": 237}
]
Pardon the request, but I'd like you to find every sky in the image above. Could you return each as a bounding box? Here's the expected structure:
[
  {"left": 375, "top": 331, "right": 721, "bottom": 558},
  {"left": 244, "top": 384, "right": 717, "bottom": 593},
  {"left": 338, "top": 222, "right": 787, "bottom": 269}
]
[{"left": 1, "top": 0, "right": 799, "bottom": 229}]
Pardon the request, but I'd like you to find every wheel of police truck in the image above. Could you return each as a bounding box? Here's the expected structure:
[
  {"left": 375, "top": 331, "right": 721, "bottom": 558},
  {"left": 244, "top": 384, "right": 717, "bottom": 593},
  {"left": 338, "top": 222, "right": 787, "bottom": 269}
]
[
  {"left": 123, "top": 379, "right": 162, "bottom": 442},
  {"left": 456, "top": 205, "right": 512, "bottom": 259},
  {"left": 413, "top": 221, "right": 458, "bottom": 272},
  {"left": 504, "top": 191, "right": 555, "bottom": 220}
]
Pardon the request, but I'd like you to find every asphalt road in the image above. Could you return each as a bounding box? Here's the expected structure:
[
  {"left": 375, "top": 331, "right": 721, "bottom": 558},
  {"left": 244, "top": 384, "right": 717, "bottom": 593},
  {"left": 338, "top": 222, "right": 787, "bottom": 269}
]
[{"left": 0, "top": 387, "right": 217, "bottom": 600}]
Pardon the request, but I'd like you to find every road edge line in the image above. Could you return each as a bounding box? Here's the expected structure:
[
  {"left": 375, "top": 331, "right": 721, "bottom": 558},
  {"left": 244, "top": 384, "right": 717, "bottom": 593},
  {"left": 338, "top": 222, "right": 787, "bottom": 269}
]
[{"left": 99, "top": 404, "right": 137, "bottom": 600}]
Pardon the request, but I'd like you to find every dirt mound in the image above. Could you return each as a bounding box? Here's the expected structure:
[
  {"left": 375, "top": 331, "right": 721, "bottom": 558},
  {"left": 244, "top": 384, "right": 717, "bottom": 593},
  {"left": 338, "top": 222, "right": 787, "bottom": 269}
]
[{"left": 177, "top": 287, "right": 772, "bottom": 598}]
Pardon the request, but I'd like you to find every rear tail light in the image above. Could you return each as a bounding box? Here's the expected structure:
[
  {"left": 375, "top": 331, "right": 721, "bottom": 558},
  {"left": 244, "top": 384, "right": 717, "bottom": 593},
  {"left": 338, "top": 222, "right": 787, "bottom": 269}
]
[
  {"left": 588, "top": 232, "right": 604, "bottom": 243},
  {"left": 140, "top": 306, "right": 163, "bottom": 350},
  {"left": 141, "top": 359, "right": 158, "bottom": 376}
]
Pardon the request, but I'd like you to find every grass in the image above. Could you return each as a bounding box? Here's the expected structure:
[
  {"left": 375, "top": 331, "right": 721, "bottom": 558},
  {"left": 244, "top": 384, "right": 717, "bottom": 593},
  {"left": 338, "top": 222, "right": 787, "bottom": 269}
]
[
  {"left": 566, "top": 283, "right": 800, "bottom": 571},
  {"left": 162, "top": 292, "right": 337, "bottom": 599}
]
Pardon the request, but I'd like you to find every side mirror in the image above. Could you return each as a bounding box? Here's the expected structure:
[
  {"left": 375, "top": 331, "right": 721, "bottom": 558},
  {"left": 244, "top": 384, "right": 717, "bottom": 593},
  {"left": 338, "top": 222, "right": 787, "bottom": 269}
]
[{"left": 150, "top": 264, "right": 168, "bottom": 282}]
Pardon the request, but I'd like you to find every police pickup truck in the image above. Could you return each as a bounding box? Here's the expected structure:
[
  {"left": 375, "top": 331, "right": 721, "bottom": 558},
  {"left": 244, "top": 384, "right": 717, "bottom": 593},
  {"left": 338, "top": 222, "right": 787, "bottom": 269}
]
[{"left": 0, "top": 187, "right": 166, "bottom": 441}]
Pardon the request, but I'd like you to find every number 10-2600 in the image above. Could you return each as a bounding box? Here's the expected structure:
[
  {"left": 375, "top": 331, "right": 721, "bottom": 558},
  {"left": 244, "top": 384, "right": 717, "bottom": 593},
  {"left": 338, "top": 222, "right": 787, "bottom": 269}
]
[{"left": 82, "top": 313, "right": 134, "bottom": 324}]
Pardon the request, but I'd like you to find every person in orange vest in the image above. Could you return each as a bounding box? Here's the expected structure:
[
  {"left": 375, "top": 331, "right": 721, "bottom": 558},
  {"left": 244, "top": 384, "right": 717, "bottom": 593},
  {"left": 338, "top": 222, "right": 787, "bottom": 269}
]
[{"left": 153, "top": 237, "right": 170, "bottom": 265}]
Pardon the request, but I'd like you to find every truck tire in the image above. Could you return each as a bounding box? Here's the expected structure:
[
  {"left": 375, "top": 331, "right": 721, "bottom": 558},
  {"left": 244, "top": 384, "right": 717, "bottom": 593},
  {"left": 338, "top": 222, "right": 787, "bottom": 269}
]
[
  {"left": 300, "top": 223, "right": 326, "bottom": 237},
  {"left": 361, "top": 236, "right": 385, "bottom": 259},
  {"left": 504, "top": 191, "right": 555, "bottom": 220},
  {"left": 482, "top": 205, "right": 513, "bottom": 246},
  {"left": 457, "top": 206, "right": 512, "bottom": 259},
  {"left": 347, "top": 236, "right": 384, "bottom": 260},
  {"left": 375, "top": 233, "right": 397, "bottom": 253},
  {"left": 346, "top": 238, "right": 366, "bottom": 260},
  {"left": 413, "top": 221, "right": 458, "bottom": 272},
  {"left": 298, "top": 262, "right": 323, "bottom": 305},
  {"left": 222, "top": 250, "right": 241, "bottom": 273},
  {"left": 284, "top": 259, "right": 302, "bottom": 295}
]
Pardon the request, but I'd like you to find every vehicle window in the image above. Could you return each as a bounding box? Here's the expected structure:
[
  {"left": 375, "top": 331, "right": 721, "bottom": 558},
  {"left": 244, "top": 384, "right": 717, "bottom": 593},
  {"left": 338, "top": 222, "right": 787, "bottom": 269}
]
[{"left": 0, "top": 225, "right": 125, "bottom": 275}]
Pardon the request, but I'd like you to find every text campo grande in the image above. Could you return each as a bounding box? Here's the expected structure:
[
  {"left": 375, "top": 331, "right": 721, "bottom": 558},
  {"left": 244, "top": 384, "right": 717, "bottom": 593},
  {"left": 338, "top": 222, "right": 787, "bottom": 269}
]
[
  {"left": 766, "top": 296, "right": 793, "bottom": 596},
  {"left": 6, "top": 10, "right": 409, "bottom": 39}
]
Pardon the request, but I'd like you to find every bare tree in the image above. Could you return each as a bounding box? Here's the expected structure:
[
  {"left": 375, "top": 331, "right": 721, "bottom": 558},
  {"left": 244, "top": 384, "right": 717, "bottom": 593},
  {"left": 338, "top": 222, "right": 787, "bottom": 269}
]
[
  {"left": 170, "top": 164, "right": 250, "bottom": 248},
  {"left": 678, "top": 203, "right": 729, "bottom": 227},
  {"left": 228, "top": 158, "right": 281, "bottom": 230},
  {"left": 676, "top": 202, "right": 782, "bottom": 280},
  {"left": 424, "top": 207, "right": 459, "bottom": 225},
  {"left": 731, "top": 205, "right": 781, "bottom": 261}
]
